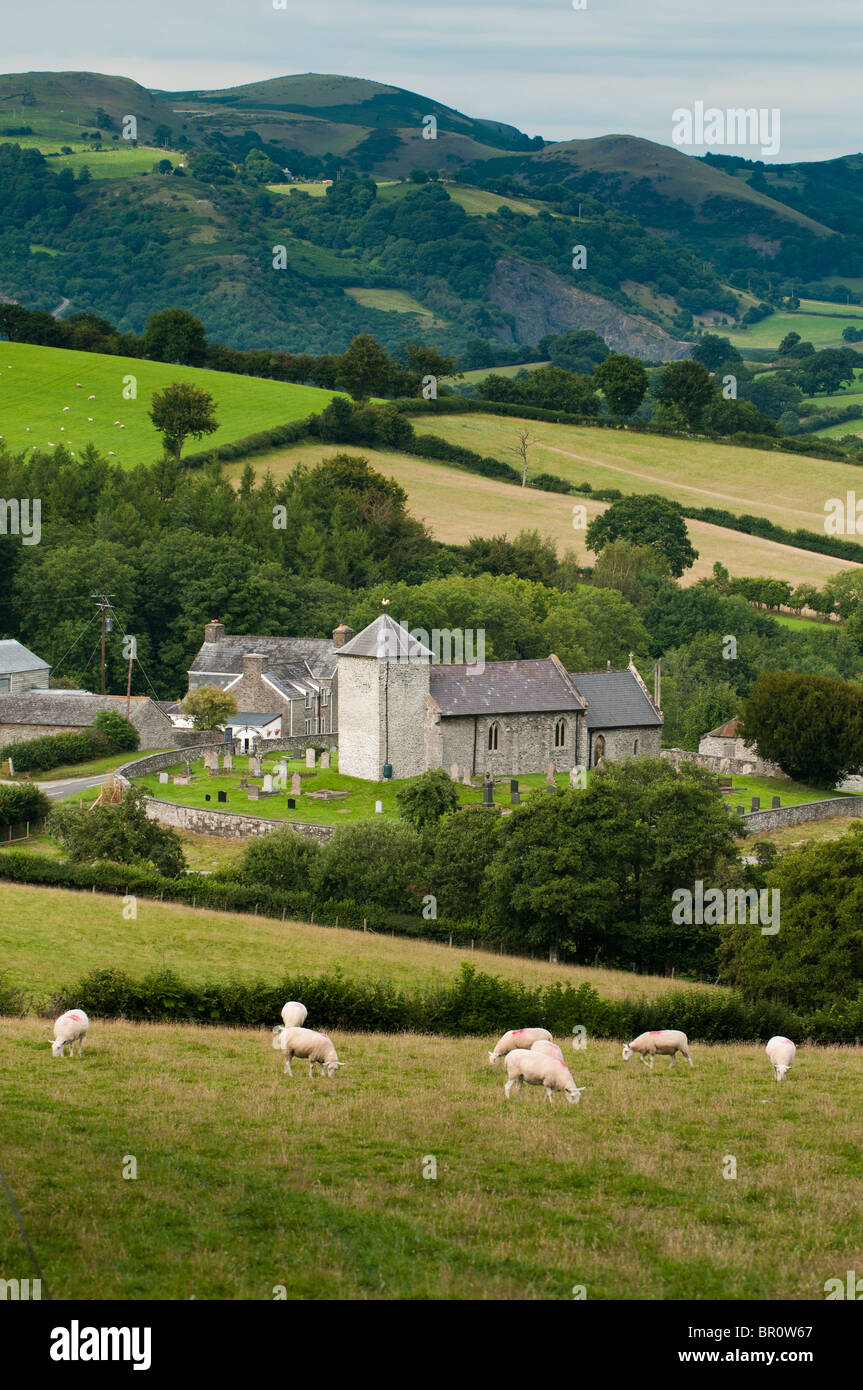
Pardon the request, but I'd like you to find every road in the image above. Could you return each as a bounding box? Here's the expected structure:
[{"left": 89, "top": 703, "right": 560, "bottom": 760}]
[{"left": 36, "top": 774, "right": 107, "bottom": 801}]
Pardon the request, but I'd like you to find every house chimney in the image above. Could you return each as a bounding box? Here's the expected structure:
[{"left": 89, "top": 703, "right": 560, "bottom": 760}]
[
  {"left": 204, "top": 619, "right": 225, "bottom": 644},
  {"left": 332, "top": 623, "right": 355, "bottom": 650},
  {"left": 242, "top": 653, "right": 268, "bottom": 682}
]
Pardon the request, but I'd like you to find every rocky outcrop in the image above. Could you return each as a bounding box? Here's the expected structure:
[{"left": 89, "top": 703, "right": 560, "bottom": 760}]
[{"left": 487, "top": 257, "right": 691, "bottom": 361}]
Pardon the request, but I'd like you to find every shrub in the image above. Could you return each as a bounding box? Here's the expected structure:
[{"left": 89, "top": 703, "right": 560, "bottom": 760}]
[
  {"left": 91, "top": 710, "right": 140, "bottom": 753},
  {"left": 0, "top": 781, "right": 52, "bottom": 828}
]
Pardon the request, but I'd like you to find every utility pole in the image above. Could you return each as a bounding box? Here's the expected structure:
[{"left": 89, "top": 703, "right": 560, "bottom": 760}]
[{"left": 91, "top": 594, "right": 115, "bottom": 695}]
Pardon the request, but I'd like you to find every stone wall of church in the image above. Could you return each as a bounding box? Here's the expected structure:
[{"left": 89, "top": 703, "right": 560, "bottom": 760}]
[
  {"left": 587, "top": 725, "right": 663, "bottom": 765},
  {"left": 431, "top": 711, "right": 581, "bottom": 777},
  {"left": 337, "top": 657, "right": 382, "bottom": 780}
]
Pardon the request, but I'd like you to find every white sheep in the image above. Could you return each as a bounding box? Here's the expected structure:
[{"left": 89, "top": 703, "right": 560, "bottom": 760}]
[
  {"left": 272, "top": 1025, "right": 344, "bottom": 1078},
  {"left": 51, "top": 1009, "right": 89, "bottom": 1057},
  {"left": 280, "top": 1000, "right": 307, "bottom": 1028},
  {"left": 622, "top": 1029, "right": 693, "bottom": 1070},
  {"left": 504, "top": 1048, "right": 586, "bottom": 1105},
  {"left": 531, "top": 1039, "right": 565, "bottom": 1062},
  {"left": 488, "top": 1026, "right": 552, "bottom": 1065},
  {"left": 765, "top": 1035, "right": 796, "bottom": 1082}
]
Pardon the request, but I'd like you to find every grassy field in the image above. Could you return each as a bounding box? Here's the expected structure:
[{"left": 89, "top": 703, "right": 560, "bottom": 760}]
[
  {"left": 747, "top": 816, "right": 863, "bottom": 851},
  {"left": 771, "top": 613, "right": 841, "bottom": 632},
  {"left": 0, "top": 748, "right": 172, "bottom": 783},
  {"left": 237, "top": 438, "right": 859, "bottom": 587},
  {"left": 729, "top": 775, "right": 854, "bottom": 811},
  {"left": 0, "top": 342, "right": 342, "bottom": 462},
  {"left": 1, "top": 1017, "right": 859, "bottom": 1299},
  {"left": 722, "top": 305, "right": 863, "bottom": 350},
  {"left": 0, "top": 881, "right": 718, "bottom": 1001}
]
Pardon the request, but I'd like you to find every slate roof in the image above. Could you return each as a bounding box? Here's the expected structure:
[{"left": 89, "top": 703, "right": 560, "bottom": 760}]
[
  {"left": 430, "top": 657, "right": 585, "bottom": 718},
  {"left": 227, "top": 712, "right": 281, "bottom": 725},
  {"left": 337, "top": 615, "right": 433, "bottom": 660},
  {"left": 0, "top": 691, "right": 157, "bottom": 727},
  {"left": 569, "top": 669, "right": 662, "bottom": 729},
  {"left": 0, "top": 640, "right": 49, "bottom": 674},
  {"left": 190, "top": 635, "right": 337, "bottom": 681}
]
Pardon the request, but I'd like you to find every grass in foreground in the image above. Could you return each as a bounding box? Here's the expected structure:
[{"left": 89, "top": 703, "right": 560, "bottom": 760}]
[
  {"left": 1, "top": 1019, "right": 859, "bottom": 1299},
  {"left": 0, "top": 882, "right": 715, "bottom": 1001}
]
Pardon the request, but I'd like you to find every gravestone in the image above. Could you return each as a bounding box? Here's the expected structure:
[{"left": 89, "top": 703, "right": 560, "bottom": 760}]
[
  {"left": 546, "top": 761, "right": 556, "bottom": 787},
  {"left": 461, "top": 765, "right": 473, "bottom": 786},
  {"left": 279, "top": 760, "right": 289, "bottom": 779},
  {"left": 569, "top": 766, "right": 585, "bottom": 790},
  {"left": 205, "top": 794, "right": 211, "bottom": 802},
  {"left": 450, "top": 763, "right": 459, "bottom": 783},
  {"left": 320, "top": 750, "right": 330, "bottom": 770},
  {"left": 158, "top": 772, "right": 169, "bottom": 784},
  {"left": 183, "top": 761, "right": 193, "bottom": 778},
  {"left": 771, "top": 796, "right": 781, "bottom": 809},
  {"left": 287, "top": 798, "right": 296, "bottom": 810},
  {"left": 239, "top": 778, "right": 249, "bottom": 789},
  {"left": 305, "top": 748, "right": 316, "bottom": 769},
  {"left": 291, "top": 772, "right": 302, "bottom": 796},
  {"left": 172, "top": 775, "right": 191, "bottom": 785},
  {"left": 204, "top": 748, "right": 218, "bottom": 772},
  {"left": 263, "top": 774, "right": 274, "bottom": 794},
  {"left": 248, "top": 786, "right": 260, "bottom": 801},
  {"left": 217, "top": 791, "right": 227, "bottom": 804},
  {"left": 510, "top": 778, "right": 520, "bottom": 806},
  {"left": 737, "top": 805, "right": 746, "bottom": 817},
  {"left": 750, "top": 796, "right": 760, "bottom": 812},
  {"left": 249, "top": 754, "right": 262, "bottom": 778},
  {"left": 375, "top": 800, "right": 383, "bottom": 814},
  {"left": 482, "top": 771, "right": 495, "bottom": 807},
  {"left": 223, "top": 751, "right": 233, "bottom": 772}
]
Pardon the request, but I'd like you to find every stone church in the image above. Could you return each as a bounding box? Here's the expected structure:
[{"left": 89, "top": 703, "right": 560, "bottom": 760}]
[{"left": 336, "top": 614, "right": 663, "bottom": 781}]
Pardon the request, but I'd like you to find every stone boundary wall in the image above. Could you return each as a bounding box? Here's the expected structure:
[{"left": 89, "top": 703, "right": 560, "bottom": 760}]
[
  {"left": 142, "top": 797, "right": 334, "bottom": 842},
  {"left": 661, "top": 747, "right": 784, "bottom": 778},
  {"left": 740, "top": 797, "right": 863, "bottom": 832},
  {"left": 248, "top": 734, "right": 338, "bottom": 756},
  {"left": 113, "top": 744, "right": 225, "bottom": 782}
]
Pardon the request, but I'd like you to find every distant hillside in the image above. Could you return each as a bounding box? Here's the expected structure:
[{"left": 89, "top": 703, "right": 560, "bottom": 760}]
[{"left": 2, "top": 68, "right": 863, "bottom": 359}]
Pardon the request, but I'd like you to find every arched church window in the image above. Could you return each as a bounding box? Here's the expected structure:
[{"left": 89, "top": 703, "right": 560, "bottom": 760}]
[
  {"left": 488, "top": 721, "right": 500, "bottom": 752},
  {"left": 554, "top": 718, "right": 566, "bottom": 748}
]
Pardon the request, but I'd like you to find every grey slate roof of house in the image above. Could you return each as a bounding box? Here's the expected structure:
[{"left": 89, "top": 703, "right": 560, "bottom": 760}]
[
  {"left": 430, "top": 658, "right": 586, "bottom": 718},
  {"left": 190, "top": 635, "right": 338, "bottom": 681},
  {"left": 337, "top": 615, "right": 433, "bottom": 660},
  {"left": 570, "top": 670, "right": 662, "bottom": 729},
  {"left": 0, "top": 640, "right": 49, "bottom": 674},
  {"left": 227, "top": 712, "right": 281, "bottom": 725},
  {"left": 0, "top": 692, "right": 160, "bottom": 727}
]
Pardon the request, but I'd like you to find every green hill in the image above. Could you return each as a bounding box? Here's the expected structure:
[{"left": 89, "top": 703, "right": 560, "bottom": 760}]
[{"left": 0, "top": 341, "right": 341, "bottom": 463}]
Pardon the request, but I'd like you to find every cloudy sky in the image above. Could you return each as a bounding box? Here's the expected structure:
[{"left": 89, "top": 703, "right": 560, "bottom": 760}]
[{"left": 7, "top": 0, "right": 861, "bottom": 162}]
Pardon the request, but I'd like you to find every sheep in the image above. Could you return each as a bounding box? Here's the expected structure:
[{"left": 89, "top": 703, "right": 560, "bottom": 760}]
[
  {"left": 504, "top": 1048, "right": 585, "bottom": 1105},
  {"left": 280, "top": 1000, "right": 307, "bottom": 1028},
  {"left": 765, "top": 1035, "right": 796, "bottom": 1082},
  {"left": 51, "top": 1009, "right": 89, "bottom": 1058},
  {"left": 272, "top": 1025, "right": 344, "bottom": 1078},
  {"left": 488, "top": 1027, "right": 552, "bottom": 1065},
  {"left": 530, "top": 1039, "right": 565, "bottom": 1062},
  {"left": 622, "top": 1029, "right": 693, "bottom": 1069}
]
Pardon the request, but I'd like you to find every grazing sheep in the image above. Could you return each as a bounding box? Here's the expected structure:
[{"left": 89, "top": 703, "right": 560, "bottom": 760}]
[
  {"left": 280, "top": 1000, "right": 307, "bottom": 1028},
  {"left": 488, "top": 1027, "right": 552, "bottom": 1065},
  {"left": 88, "top": 394, "right": 95, "bottom": 400},
  {"left": 623, "top": 1029, "right": 693, "bottom": 1069},
  {"left": 531, "top": 1039, "right": 565, "bottom": 1062},
  {"left": 765, "top": 1036, "right": 796, "bottom": 1082},
  {"left": 51, "top": 1010, "right": 89, "bottom": 1058},
  {"left": 504, "top": 1048, "right": 585, "bottom": 1105},
  {"left": 62, "top": 405, "right": 70, "bottom": 411},
  {"left": 272, "top": 1025, "right": 343, "bottom": 1078}
]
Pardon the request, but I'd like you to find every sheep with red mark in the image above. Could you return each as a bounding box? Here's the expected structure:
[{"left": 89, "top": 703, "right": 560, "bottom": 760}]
[
  {"left": 504, "top": 1049, "right": 586, "bottom": 1105},
  {"left": 280, "top": 1000, "right": 307, "bottom": 1028},
  {"left": 51, "top": 1010, "right": 89, "bottom": 1058},
  {"left": 488, "top": 1027, "right": 552, "bottom": 1065},
  {"left": 530, "top": 1039, "right": 565, "bottom": 1062}
]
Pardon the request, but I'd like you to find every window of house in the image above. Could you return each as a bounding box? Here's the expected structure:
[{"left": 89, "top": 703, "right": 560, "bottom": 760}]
[
  {"left": 0, "top": 676, "right": 9, "bottom": 693},
  {"left": 305, "top": 719, "right": 312, "bottom": 735},
  {"left": 554, "top": 718, "right": 566, "bottom": 748},
  {"left": 488, "top": 721, "right": 500, "bottom": 752}
]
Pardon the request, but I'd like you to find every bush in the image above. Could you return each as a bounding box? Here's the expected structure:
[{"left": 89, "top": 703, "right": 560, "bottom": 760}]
[
  {"left": 91, "top": 710, "right": 140, "bottom": 753},
  {"left": 50, "top": 789, "right": 187, "bottom": 877},
  {"left": 0, "top": 782, "right": 52, "bottom": 828}
]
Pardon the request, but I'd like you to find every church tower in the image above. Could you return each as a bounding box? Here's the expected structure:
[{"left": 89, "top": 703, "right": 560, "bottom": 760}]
[{"left": 336, "top": 615, "right": 433, "bottom": 781}]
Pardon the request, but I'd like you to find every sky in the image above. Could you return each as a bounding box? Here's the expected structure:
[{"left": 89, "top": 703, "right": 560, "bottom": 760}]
[{"left": 5, "top": 0, "right": 861, "bottom": 163}]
